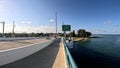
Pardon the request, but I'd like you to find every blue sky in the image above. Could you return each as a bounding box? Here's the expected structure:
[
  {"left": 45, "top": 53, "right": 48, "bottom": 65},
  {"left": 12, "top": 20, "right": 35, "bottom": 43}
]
[{"left": 0, "top": 0, "right": 120, "bottom": 34}]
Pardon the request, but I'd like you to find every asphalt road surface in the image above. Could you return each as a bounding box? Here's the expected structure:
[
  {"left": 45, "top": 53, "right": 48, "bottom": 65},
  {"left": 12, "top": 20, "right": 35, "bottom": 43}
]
[{"left": 0, "top": 39, "right": 60, "bottom": 68}]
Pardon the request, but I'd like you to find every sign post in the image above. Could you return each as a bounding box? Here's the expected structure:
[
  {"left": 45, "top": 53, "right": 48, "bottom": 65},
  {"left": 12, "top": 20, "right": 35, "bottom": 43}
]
[
  {"left": 62, "top": 25, "right": 71, "bottom": 31},
  {"left": 62, "top": 25, "right": 71, "bottom": 40}
]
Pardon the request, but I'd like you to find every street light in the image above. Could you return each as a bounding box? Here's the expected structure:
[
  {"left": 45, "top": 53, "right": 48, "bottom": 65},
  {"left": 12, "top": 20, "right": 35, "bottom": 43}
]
[
  {"left": 50, "top": 12, "right": 58, "bottom": 38},
  {"left": 0, "top": 21, "right": 5, "bottom": 37},
  {"left": 55, "top": 12, "right": 57, "bottom": 38},
  {"left": 12, "top": 21, "right": 15, "bottom": 37}
]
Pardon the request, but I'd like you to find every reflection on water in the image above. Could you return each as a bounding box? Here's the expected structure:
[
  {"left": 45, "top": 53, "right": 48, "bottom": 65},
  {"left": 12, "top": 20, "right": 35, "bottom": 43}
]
[{"left": 69, "top": 35, "right": 120, "bottom": 68}]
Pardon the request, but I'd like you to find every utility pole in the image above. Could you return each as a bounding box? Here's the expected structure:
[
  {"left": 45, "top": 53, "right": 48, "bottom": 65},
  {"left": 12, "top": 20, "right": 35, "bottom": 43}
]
[
  {"left": 0, "top": 21, "right": 5, "bottom": 37},
  {"left": 12, "top": 21, "right": 15, "bottom": 37},
  {"left": 55, "top": 12, "right": 58, "bottom": 38},
  {"left": 62, "top": 21, "right": 66, "bottom": 39}
]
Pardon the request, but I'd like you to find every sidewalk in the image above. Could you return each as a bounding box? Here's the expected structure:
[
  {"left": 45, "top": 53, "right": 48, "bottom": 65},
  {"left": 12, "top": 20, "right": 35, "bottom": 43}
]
[{"left": 52, "top": 42, "right": 66, "bottom": 68}]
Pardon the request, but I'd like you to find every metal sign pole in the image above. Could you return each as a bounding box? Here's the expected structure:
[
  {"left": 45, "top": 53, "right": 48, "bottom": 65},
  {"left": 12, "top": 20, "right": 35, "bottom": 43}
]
[{"left": 64, "top": 31, "right": 66, "bottom": 39}]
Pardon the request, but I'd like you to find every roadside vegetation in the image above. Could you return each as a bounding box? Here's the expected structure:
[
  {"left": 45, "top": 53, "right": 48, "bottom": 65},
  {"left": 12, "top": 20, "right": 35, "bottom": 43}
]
[
  {"left": 66, "top": 29, "right": 92, "bottom": 41},
  {"left": 67, "top": 29, "right": 92, "bottom": 37},
  {"left": 0, "top": 32, "right": 62, "bottom": 37}
]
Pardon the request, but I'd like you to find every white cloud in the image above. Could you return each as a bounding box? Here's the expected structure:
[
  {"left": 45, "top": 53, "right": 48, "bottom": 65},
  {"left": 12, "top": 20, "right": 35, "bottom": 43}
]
[
  {"left": 91, "top": 29, "right": 120, "bottom": 34},
  {"left": 49, "top": 19, "right": 55, "bottom": 22},
  {"left": 111, "top": 29, "right": 120, "bottom": 33},
  {"left": 38, "top": 25, "right": 56, "bottom": 33},
  {"left": 21, "top": 21, "right": 31, "bottom": 24},
  {"left": 94, "top": 29, "right": 107, "bottom": 33},
  {"left": 0, "top": 22, "right": 61, "bottom": 33},
  {"left": 104, "top": 20, "right": 112, "bottom": 25},
  {"left": 1, "top": 25, "right": 56, "bottom": 33}
]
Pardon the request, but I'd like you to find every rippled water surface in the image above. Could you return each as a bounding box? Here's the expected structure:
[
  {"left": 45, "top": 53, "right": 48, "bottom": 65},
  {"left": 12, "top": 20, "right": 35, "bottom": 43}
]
[{"left": 69, "top": 35, "right": 120, "bottom": 68}]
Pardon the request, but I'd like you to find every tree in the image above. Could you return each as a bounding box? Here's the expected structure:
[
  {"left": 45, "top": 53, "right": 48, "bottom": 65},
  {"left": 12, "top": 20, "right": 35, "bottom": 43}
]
[
  {"left": 66, "top": 30, "right": 76, "bottom": 37},
  {"left": 77, "top": 29, "right": 86, "bottom": 37},
  {"left": 86, "top": 31, "right": 92, "bottom": 37},
  {"left": 77, "top": 29, "right": 92, "bottom": 37},
  {"left": 73, "top": 30, "right": 76, "bottom": 37},
  {"left": 69, "top": 32, "right": 73, "bottom": 37}
]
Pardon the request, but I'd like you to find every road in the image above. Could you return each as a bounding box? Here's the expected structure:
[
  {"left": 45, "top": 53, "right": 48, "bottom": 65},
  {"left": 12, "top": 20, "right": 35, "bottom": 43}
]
[{"left": 0, "top": 39, "right": 60, "bottom": 68}]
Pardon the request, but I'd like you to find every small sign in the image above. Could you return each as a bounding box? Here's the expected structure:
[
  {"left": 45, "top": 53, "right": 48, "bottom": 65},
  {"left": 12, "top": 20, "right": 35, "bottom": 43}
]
[{"left": 62, "top": 25, "right": 71, "bottom": 31}]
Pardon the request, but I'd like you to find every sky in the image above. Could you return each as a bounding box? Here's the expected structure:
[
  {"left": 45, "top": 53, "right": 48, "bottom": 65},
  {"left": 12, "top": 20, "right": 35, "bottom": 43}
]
[{"left": 0, "top": 0, "right": 120, "bottom": 34}]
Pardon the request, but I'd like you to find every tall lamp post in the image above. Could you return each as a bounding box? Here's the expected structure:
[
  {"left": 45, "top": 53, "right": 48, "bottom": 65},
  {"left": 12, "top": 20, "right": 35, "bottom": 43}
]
[
  {"left": 50, "top": 12, "right": 58, "bottom": 38},
  {"left": 55, "top": 12, "right": 58, "bottom": 38},
  {"left": 12, "top": 21, "right": 15, "bottom": 37},
  {"left": 0, "top": 21, "right": 5, "bottom": 37}
]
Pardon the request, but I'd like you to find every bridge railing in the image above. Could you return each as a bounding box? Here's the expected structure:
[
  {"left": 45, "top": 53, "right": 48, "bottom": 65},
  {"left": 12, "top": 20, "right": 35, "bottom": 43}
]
[{"left": 62, "top": 37, "right": 78, "bottom": 68}]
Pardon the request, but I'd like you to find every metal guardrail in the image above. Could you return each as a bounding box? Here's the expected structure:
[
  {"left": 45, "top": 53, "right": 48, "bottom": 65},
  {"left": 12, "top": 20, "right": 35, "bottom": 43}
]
[{"left": 62, "top": 38, "right": 78, "bottom": 68}]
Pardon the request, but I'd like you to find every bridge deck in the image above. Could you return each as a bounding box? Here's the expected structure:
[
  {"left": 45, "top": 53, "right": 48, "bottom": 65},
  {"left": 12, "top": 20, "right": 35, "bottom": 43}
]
[
  {"left": 0, "top": 38, "right": 47, "bottom": 50},
  {"left": 0, "top": 39, "right": 66, "bottom": 68}
]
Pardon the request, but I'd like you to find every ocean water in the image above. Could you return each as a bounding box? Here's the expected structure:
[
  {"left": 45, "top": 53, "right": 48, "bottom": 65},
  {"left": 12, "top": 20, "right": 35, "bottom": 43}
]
[{"left": 69, "top": 35, "right": 120, "bottom": 68}]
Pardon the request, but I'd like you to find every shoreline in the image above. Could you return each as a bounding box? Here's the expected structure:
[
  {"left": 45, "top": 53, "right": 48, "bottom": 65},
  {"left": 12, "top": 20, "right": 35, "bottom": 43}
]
[
  {"left": 73, "top": 37, "right": 89, "bottom": 42},
  {"left": 89, "top": 36, "right": 104, "bottom": 38}
]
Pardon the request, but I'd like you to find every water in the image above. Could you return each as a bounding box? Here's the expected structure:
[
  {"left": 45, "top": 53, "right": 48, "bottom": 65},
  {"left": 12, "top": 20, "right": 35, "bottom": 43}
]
[{"left": 69, "top": 35, "right": 120, "bottom": 68}]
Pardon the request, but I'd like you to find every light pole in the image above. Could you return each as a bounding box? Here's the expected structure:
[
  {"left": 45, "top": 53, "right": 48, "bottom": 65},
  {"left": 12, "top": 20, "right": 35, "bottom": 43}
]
[
  {"left": 0, "top": 21, "right": 5, "bottom": 37},
  {"left": 50, "top": 12, "right": 58, "bottom": 38},
  {"left": 55, "top": 12, "right": 58, "bottom": 38},
  {"left": 12, "top": 21, "right": 15, "bottom": 37}
]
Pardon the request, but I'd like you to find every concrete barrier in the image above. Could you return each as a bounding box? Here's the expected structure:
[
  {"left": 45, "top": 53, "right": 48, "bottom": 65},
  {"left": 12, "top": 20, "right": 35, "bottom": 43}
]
[{"left": 0, "top": 39, "right": 54, "bottom": 66}]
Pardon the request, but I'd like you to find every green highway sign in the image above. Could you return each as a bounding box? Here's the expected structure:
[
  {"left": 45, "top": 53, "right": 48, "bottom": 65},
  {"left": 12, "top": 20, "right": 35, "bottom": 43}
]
[{"left": 62, "top": 25, "right": 71, "bottom": 31}]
